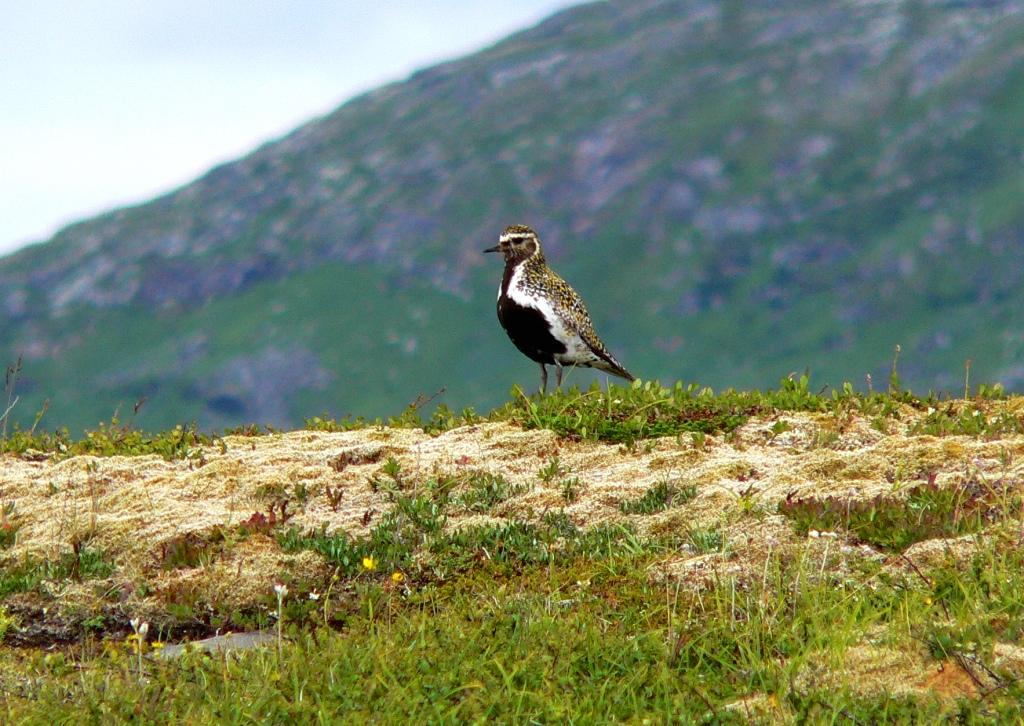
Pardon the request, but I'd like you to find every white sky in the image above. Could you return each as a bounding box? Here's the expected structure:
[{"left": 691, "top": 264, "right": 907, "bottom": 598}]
[{"left": 0, "top": 1, "right": 578, "bottom": 255}]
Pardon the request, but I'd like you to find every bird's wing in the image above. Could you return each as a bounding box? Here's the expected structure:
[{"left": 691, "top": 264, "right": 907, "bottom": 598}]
[{"left": 547, "top": 273, "right": 634, "bottom": 380}]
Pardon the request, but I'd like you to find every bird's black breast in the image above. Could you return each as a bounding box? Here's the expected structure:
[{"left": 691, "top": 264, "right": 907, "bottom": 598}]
[{"left": 497, "top": 295, "right": 566, "bottom": 365}]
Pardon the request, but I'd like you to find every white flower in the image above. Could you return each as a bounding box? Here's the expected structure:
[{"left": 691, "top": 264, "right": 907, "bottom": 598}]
[
  {"left": 308, "top": 591, "right": 320, "bottom": 601},
  {"left": 273, "top": 583, "right": 289, "bottom": 597}
]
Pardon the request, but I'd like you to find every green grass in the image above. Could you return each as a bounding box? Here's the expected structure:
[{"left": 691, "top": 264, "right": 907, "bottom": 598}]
[
  {"left": 779, "top": 475, "right": 1022, "bottom": 551},
  {"left": 0, "top": 419, "right": 217, "bottom": 461},
  {"left": 2, "top": 379, "right": 1024, "bottom": 719},
  {"left": 620, "top": 479, "right": 698, "bottom": 515},
  {"left": 492, "top": 375, "right": 1022, "bottom": 445},
  {"left": 451, "top": 471, "right": 529, "bottom": 513},
  {"left": 3, "top": 374, "right": 1021, "bottom": 460},
  {"left": 278, "top": 493, "right": 646, "bottom": 582},
  {"left": 2, "top": 378, "right": 1023, "bottom": 712},
  {"left": 0, "top": 546, "right": 114, "bottom": 599},
  {"left": 909, "top": 397, "right": 1024, "bottom": 437},
  {"left": 4, "top": 526, "right": 1023, "bottom": 722},
  {"left": 685, "top": 526, "right": 725, "bottom": 554}
]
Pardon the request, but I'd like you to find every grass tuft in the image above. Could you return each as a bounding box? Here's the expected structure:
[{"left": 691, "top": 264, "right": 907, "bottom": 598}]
[
  {"left": 779, "top": 475, "right": 1022, "bottom": 551},
  {"left": 619, "top": 479, "right": 697, "bottom": 515}
]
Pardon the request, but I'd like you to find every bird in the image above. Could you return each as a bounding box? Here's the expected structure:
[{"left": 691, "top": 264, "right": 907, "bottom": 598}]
[{"left": 484, "top": 224, "right": 635, "bottom": 394}]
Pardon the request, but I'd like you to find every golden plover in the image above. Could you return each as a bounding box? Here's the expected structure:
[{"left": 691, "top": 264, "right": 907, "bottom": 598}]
[{"left": 484, "top": 224, "right": 635, "bottom": 393}]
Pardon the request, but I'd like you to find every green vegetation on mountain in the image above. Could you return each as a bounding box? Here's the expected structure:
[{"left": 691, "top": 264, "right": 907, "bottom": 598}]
[{"left": 3, "top": 0, "right": 1024, "bottom": 431}]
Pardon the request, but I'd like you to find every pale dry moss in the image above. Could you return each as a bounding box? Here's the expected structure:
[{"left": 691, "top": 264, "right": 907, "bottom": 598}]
[
  {"left": 794, "top": 644, "right": 987, "bottom": 702},
  {"left": 993, "top": 642, "right": 1024, "bottom": 679},
  {"left": 722, "top": 692, "right": 793, "bottom": 724},
  {"left": 154, "top": 535, "right": 325, "bottom": 613}
]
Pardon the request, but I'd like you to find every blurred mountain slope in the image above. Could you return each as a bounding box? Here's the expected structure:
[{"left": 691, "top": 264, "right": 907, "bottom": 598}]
[{"left": 4, "top": 0, "right": 1024, "bottom": 430}]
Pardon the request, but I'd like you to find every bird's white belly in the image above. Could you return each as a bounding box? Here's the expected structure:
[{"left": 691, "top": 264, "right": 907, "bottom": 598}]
[{"left": 506, "top": 273, "right": 599, "bottom": 365}]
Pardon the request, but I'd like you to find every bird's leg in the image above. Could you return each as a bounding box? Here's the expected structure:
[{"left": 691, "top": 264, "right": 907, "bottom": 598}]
[
  {"left": 555, "top": 364, "right": 563, "bottom": 389},
  {"left": 539, "top": 363, "right": 548, "bottom": 396}
]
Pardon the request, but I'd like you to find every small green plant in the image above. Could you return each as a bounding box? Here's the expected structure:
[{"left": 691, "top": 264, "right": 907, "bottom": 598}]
[
  {"left": 278, "top": 526, "right": 366, "bottom": 576},
  {"left": 304, "top": 414, "right": 367, "bottom": 432},
  {"left": 381, "top": 456, "right": 403, "bottom": 481},
  {"left": 735, "top": 484, "right": 761, "bottom": 515},
  {"left": 1, "top": 418, "right": 217, "bottom": 460},
  {"left": 560, "top": 477, "right": 581, "bottom": 504},
  {"left": 394, "top": 495, "right": 446, "bottom": 535},
  {"left": 0, "top": 605, "right": 18, "bottom": 641},
  {"left": 279, "top": 493, "right": 443, "bottom": 578},
  {"left": 889, "top": 344, "right": 902, "bottom": 394},
  {"left": 767, "top": 419, "right": 791, "bottom": 440},
  {"left": 454, "top": 472, "right": 528, "bottom": 513},
  {"left": 686, "top": 526, "right": 724, "bottom": 554},
  {"left": 909, "top": 403, "right": 1024, "bottom": 438},
  {"left": 305, "top": 403, "right": 481, "bottom": 436},
  {"left": 976, "top": 382, "right": 1006, "bottom": 400},
  {"left": 254, "top": 481, "right": 288, "bottom": 502},
  {"left": 370, "top": 457, "right": 407, "bottom": 495},
  {"left": 421, "top": 404, "right": 484, "bottom": 435},
  {"left": 67, "top": 542, "right": 116, "bottom": 581},
  {"left": 0, "top": 545, "right": 115, "bottom": 598},
  {"left": 779, "top": 475, "right": 1021, "bottom": 551},
  {"left": 619, "top": 480, "right": 697, "bottom": 515},
  {"left": 811, "top": 425, "right": 841, "bottom": 448},
  {"left": 82, "top": 614, "right": 106, "bottom": 632},
  {"left": 292, "top": 481, "right": 312, "bottom": 505},
  {"left": 538, "top": 456, "right": 566, "bottom": 485}
]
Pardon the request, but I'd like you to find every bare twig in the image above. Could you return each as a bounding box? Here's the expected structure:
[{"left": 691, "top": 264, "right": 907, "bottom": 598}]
[
  {"left": 1, "top": 355, "right": 22, "bottom": 438},
  {"left": 899, "top": 553, "right": 950, "bottom": 620},
  {"left": 0, "top": 396, "right": 19, "bottom": 437},
  {"left": 406, "top": 387, "right": 446, "bottom": 412},
  {"left": 952, "top": 651, "right": 988, "bottom": 693}
]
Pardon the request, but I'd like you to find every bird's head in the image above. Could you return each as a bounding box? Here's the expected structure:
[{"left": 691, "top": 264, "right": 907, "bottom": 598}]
[{"left": 484, "top": 224, "right": 542, "bottom": 263}]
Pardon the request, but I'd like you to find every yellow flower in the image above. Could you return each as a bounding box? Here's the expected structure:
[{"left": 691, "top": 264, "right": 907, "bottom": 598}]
[
  {"left": 151, "top": 641, "right": 165, "bottom": 650},
  {"left": 362, "top": 556, "right": 377, "bottom": 571},
  {"left": 391, "top": 571, "right": 404, "bottom": 583}
]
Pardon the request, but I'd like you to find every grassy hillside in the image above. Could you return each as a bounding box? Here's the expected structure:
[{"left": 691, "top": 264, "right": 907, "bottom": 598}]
[
  {"left": 4, "top": 0, "right": 1024, "bottom": 432},
  {"left": 5, "top": 263, "right": 495, "bottom": 432},
  {"left": 1, "top": 382, "right": 1024, "bottom": 720}
]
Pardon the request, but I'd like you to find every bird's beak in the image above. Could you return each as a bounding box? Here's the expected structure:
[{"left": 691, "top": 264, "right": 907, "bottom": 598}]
[{"left": 483, "top": 244, "right": 502, "bottom": 254}]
